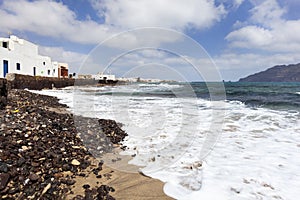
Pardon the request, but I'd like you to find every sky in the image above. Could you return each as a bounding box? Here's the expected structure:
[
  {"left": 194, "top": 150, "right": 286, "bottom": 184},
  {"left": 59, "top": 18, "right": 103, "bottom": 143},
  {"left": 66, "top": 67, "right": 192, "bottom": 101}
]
[{"left": 0, "top": 0, "right": 300, "bottom": 81}]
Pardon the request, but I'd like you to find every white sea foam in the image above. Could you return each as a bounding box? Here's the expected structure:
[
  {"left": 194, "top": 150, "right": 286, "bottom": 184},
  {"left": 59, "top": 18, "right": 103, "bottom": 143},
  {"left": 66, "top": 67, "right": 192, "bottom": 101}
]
[
  {"left": 139, "top": 83, "right": 184, "bottom": 90},
  {"left": 32, "top": 84, "right": 300, "bottom": 200}
]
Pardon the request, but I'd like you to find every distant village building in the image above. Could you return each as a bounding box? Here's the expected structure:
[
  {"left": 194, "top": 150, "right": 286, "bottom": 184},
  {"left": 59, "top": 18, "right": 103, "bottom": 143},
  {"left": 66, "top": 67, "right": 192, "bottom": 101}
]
[
  {"left": 77, "top": 74, "right": 93, "bottom": 79},
  {"left": 0, "top": 35, "right": 69, "bottom": 78},
  {"left": 93, "top": 72, "right": 116, "bottom": 81},
  {"left": 117, "top": 77, "right": 139, "bottom": 82},
  {"left": 78, "top": 72, "right": 116, "bottom": 81},
  {"left": 116, "top": 77, "right": 163, "bottom": 83}
]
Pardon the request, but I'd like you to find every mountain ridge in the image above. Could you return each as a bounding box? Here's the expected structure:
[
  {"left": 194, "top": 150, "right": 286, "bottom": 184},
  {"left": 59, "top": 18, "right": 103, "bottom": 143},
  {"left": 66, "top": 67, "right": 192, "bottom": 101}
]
[{"left": 239, "top": 63, "right": 300, "bottom": 82}]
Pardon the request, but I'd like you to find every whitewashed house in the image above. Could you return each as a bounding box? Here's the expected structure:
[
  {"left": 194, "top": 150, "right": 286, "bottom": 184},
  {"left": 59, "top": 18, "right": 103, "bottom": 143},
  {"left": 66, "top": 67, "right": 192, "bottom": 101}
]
[
  {"left": 93, "top": 72, "right": 116, "bottom": 81},
  {"left": 52, "top": 62, "right": 69, "bottom": 78},
  {"left": 0, "top": 35, "right": 68, "bottom": 78}
]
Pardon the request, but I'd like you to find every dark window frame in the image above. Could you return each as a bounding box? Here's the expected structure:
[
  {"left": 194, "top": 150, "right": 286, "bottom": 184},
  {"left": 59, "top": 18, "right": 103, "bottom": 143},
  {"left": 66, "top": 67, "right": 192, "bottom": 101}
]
[
  {"left": 2, "top": 42, "right": 8, "bottom": 48},
  {"left": 16, "top": 63, "right": 21, "bottom": 70}
]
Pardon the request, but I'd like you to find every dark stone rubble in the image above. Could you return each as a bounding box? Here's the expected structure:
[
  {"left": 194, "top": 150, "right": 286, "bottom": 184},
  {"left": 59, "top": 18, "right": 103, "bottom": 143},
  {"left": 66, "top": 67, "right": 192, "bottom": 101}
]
[
  {"left": 0, "top": 78, "right": 7, "bottom": 109},
  {"left": 0, "top": 89, "right": 127, "bottom": 199}
]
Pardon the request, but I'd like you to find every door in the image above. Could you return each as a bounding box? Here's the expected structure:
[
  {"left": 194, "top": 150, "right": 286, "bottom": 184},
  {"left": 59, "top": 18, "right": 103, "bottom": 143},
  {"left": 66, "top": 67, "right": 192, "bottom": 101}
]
[
  {"left": 3, "top": 60, "right": 8, "bottom": 78},
  {"left": 33, "top": 67, "right": 36, "bottom": 76}
]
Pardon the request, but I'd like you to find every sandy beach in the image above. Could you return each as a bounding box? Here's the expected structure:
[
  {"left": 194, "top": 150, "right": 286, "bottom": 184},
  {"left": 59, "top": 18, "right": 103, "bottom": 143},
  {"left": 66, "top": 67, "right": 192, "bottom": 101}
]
[
  {"left": 68, "top": 160, "right": 172, "bottom": 200},
  {"left": 0, "top": 89, "right": 172, "bottom": 199}
]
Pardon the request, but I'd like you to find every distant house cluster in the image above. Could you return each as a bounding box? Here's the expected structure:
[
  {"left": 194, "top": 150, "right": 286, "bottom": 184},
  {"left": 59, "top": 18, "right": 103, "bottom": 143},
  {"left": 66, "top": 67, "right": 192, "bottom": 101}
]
[
  {"left": 0, "top": 35, "right": 69, "bottom": 78},
  {"left": 77, "top": 73, "right": 171, "bottom": 83},
  {"left": 78, "top": 72, "right": 116, "bottom": 81}
]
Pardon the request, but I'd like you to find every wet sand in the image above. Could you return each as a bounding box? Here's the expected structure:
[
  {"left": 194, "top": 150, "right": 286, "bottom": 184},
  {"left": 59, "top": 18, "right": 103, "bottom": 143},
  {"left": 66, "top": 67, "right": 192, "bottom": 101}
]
[{"left": 68, "top": 158, "right": 172, "bottom": 200}]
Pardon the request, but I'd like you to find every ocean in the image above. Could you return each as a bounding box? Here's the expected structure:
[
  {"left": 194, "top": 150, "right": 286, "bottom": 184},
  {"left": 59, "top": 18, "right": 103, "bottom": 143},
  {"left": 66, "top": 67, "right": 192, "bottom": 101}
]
[{"left": 33, "top": 82, "right": 300, "bottom": 200}]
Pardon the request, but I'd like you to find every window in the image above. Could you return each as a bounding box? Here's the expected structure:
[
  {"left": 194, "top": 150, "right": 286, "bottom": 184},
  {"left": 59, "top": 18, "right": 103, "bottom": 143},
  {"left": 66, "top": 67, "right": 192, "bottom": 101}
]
[
  {"left": 53, "top": 69, "right": 55, "bottom": 73},
  {"left": 16, "top": 63, "right": 21, "bottom": 70},
  {"left": 2, "top": 42, "right": 8, "bottom": 48},
  {"left": 43, "top": 62, "right": 46, "bottom": 65},
  {"left": 3, "top": 60, "right": 8, "bottom": 78},
  {"left": 48, "top": 70, "right": 50, "bottom": 75}
]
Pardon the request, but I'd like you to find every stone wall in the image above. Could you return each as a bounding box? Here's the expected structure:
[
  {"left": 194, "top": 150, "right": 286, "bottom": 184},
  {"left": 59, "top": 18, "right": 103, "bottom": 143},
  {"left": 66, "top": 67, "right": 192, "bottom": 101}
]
[
  {"left": 0, "top": 78, "right": 7, "bottom": 109},
  {"left": 6, "top": 73, "right": 98, "bottom": 90},
  {"left": 1, "top": 73, "right": 117, "bottom": 109}
]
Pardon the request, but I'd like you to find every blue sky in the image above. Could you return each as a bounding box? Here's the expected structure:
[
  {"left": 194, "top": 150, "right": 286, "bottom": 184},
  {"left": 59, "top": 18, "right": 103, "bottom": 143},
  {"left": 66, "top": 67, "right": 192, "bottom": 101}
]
[{"left": 0, "top": 0, "right": 300, "bottom": 81}]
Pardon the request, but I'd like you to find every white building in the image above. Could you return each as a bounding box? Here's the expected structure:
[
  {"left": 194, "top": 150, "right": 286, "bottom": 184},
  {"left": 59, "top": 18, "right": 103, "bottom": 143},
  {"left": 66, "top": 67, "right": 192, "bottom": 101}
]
[
  {"left": 0, "top": 35, "right": 68, "bottom": 78},
  {"left": 53, "top": 62, "right": 69, "bottom": 78},
  {"left": 77, "top": 74, "right": 93, "bottom": 79},
  {"left": 117, "top": 77, "right": 139, "bottom": 82},
  {"left": 93, "top": 72, "right": 116, "bottom": 81}
]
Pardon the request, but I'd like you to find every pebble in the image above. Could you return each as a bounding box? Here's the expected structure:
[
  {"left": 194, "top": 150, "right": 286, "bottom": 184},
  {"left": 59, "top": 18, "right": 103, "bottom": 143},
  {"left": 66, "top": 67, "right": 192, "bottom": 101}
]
[
  {"left": 42, "top": 183, "right": 51, "bottom": 195},
  {"left": 33, "top": 136, "right": 39, "bottom": 141},
  {"left": 0, "top": 173, "right": 10, "bottom": 190},
  {"left": 61, "top": 178, "right": 76, "bottom": 185},
  {"left": 82, "top": 184, "right": 90, "bottom": 189},
  {"left": 62, "top": 164, "right": 71, "bottom": 171},
  {"left": 28, "top": 173, "right": 39, "bottom": 181},
  {"left": 71, "top": 159, "right": 80, "bottom": 166},
  {"left": 17, "top": 157, "right": 26, "bottom": 166},
  {"left": 0, "top": 162, "right": 8, "bottom": 173},
  {"left": 21, "top": 146, "right": 29, "bottom": 151},
  {"left": 31, "top": 162, "right": 39, "bottom": 167}
]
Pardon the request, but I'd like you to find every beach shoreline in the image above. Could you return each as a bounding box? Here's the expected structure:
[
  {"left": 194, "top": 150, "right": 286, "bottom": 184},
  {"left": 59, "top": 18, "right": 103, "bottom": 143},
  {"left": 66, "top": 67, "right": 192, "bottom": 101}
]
[{"left": 0, "top": 89, "right": 172, "bottom": 199}]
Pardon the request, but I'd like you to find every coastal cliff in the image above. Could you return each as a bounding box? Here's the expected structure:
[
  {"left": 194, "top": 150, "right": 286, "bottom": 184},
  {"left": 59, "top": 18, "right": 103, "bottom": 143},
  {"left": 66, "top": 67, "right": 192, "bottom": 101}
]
[{"left": 239, "top": 63, "right": 300, "bottom": 82}]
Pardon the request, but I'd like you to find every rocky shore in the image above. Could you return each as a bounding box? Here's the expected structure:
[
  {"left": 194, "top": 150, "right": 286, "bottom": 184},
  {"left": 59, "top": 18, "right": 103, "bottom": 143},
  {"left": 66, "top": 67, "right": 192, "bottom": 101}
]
[{"left": 0, "top": 89, "right": 127, "bottom": 199}]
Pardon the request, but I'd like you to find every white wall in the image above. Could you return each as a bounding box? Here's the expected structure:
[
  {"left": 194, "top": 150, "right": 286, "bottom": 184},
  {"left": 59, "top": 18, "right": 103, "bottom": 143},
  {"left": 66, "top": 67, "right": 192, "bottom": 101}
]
[
  {"left": 93, "top": 74, "right": 116, "bottom": 80},
  {"left": 0, "top": 36, "right": 59, "bottom": 78},
  {"left": 52, "top": 62, "right": 59, "bottom": 77}
]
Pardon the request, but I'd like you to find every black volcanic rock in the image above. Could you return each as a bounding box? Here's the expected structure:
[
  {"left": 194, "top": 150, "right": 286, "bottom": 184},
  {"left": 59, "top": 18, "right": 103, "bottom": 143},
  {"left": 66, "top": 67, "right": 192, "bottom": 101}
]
[
  {"left": 0, "top": 78, "right": 7, "bottom": 109},
  {"left": 0, "top": 89, "right": 124, "bottom": 199},
  {"left": 239, "top": 63, "right": 300, "bottom": 82},
  {"left": 0, "top": 173, "right": 10, "bottom": 190}
]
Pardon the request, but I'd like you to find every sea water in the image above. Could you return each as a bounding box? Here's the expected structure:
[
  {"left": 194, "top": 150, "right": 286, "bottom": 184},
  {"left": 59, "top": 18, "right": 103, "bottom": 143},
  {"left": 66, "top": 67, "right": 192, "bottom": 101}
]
[{"left": 33, "top": 82, "right": 300, "bottom": 200}]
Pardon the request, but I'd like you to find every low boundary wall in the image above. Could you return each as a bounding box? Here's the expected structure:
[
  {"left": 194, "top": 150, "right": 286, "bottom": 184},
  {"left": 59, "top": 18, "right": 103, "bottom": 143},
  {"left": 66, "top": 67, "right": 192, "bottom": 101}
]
[
  {"left": 1, "top": 74, "right": 118, "bottom": 109},
  {"left": 6, "top": 73, "right": 98, "bottom": 90}
]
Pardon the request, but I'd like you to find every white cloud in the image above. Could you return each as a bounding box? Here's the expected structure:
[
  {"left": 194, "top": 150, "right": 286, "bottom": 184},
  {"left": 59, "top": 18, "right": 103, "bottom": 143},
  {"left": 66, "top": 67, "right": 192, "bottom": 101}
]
[
  {"left": 249, "top": 0, "right": 286, "bottom": 27},
  {"left": 0, "top": 0, "right": 116, "bottom": 44},
  {"left": 226, "top": 0, "right": 300, "bottom": 52},
  {"left": 39, "top": 46, "right": 87, "bottom": 73},
  {"left": 99, "top": 28, "right": 183, "bottom": 50},
  {"left": 90, "top": 0, "right": 226, "bottom": 30},
  {"left": 0, "top": 0, "right": 227, "bottom": 47},
  {"left": 233, "top": 0, "right": 244, "bottom": 8},
  {"left": 226, "top": 26, "right": 273, "bottom": 48}
]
